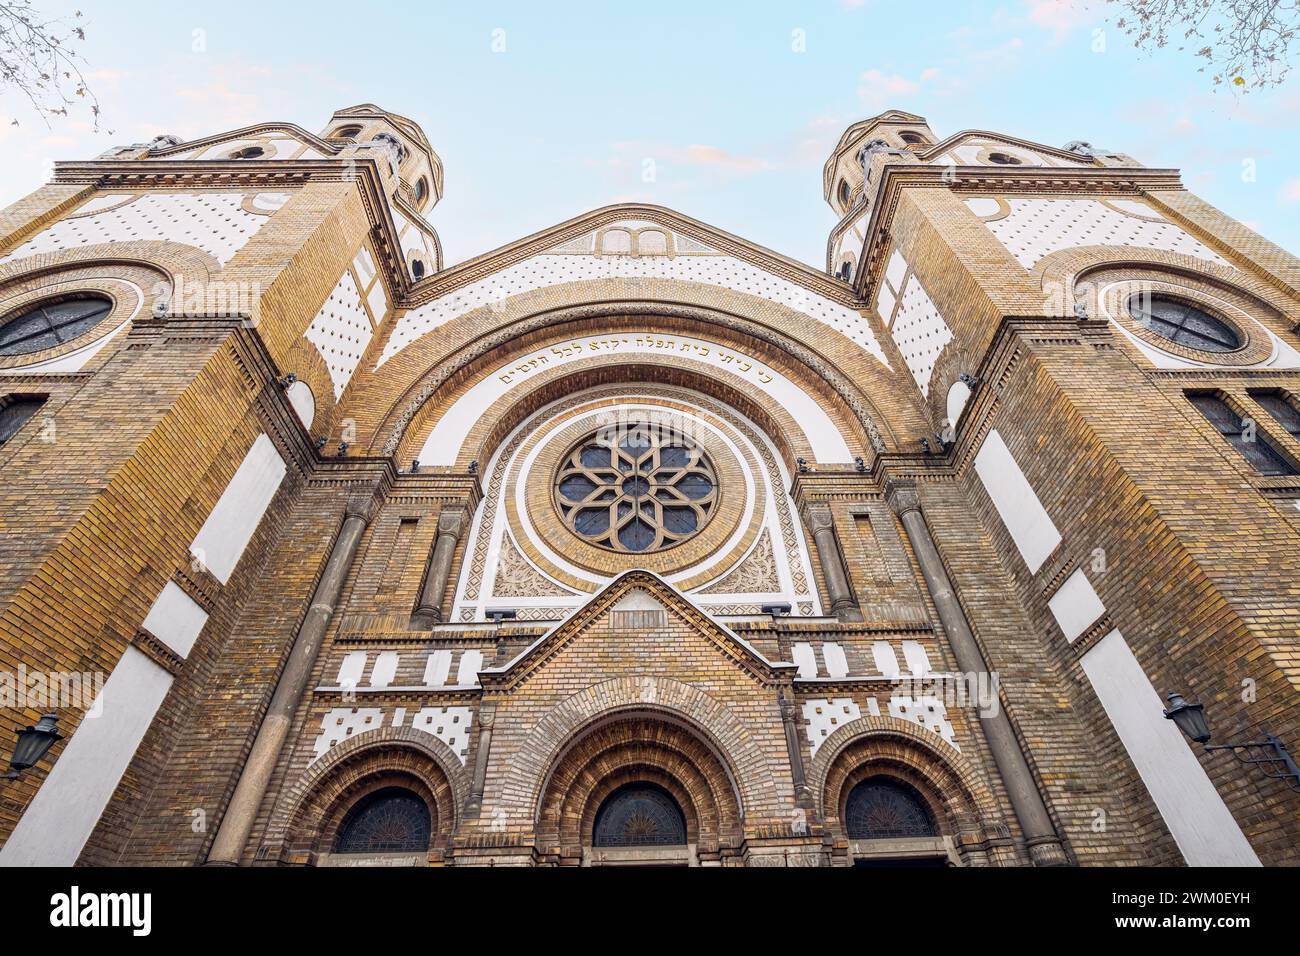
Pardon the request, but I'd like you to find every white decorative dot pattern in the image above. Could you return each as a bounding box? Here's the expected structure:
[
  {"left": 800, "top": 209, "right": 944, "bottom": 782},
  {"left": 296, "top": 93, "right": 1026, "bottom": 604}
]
[
  {"left": 305, "top": 269, "right": 373, "bottom": 398},
  {"left": 380, "top": 253, "right": 889, "bottom": 366},
  {"left": 891, "top": 272, "right": 953, "bottom": 397},
  {"left": 0, "top": 192, "right": 285, "bottom": 267},
  {"left": 979, "top": 198, "right": 1229, "bottom": 270},
  {"left": 802, "top": 697, "right": 862, "bottom": 758}
]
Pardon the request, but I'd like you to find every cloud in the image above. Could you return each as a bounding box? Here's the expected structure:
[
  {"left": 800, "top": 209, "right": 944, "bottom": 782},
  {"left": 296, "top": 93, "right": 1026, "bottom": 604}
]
[{"left": 1023, "top": 0, "right": 1102, "bottom": 41}]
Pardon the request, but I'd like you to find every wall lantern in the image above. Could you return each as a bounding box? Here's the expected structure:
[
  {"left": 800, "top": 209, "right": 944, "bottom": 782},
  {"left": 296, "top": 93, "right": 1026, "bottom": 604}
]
[
  {"left": 3, "top": 714, "right": 62, "bottom": 781},
  {"left": 1163, "top": 692, "right": 1299, "bottom": 793}
]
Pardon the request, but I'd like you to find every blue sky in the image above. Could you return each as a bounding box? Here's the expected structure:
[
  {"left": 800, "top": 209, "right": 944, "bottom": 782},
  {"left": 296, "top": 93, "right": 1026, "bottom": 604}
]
[{"left": 3, "top": 0, "right": 1298, "bottom": 267}]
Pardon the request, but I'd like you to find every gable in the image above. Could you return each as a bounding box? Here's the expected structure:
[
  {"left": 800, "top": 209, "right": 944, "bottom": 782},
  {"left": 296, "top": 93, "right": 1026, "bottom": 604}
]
[
  {"left": 377, "top": 207, "right": 890, "bottom": 368},
  {"left": 155, "top": 124, "right": 336, "bottom": 162},
  {"left": 480, "top": 572, "right": 794, "bottom": 692}
]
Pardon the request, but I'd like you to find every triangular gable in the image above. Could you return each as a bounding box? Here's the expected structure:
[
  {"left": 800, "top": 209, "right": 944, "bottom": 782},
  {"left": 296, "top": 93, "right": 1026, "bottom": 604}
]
[
  {"left": 377, "top": 202, "right": 889, "bottom": 368},
  {"left": 920, "top": 130, "right": 1092, "bottom": 166},
  {"left": 151, "top": 123, "right": 339, "bottom": 162},
  {"left": 479, "top": 570, "right": 797, "bottom": 691}
]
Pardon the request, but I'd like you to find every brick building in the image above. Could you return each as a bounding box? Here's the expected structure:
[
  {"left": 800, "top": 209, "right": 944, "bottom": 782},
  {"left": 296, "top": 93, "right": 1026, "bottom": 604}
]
[{"left": 0, "top": 104, "right": 1296, "bottom": 866}]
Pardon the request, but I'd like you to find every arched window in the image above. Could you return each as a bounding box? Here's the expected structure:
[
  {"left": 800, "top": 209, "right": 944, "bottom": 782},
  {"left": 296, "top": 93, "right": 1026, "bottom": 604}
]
[
  {"left": 1188, "top": 392, "right": 1298, "bottom": 476},
  {"left": 592, "top": 783, "right": 687, "bottom": 847},
  {"left": 837, "top": 179, "right": 852, "bottom": 206},
  {"left": 334, "top": 787, "right": 431, "bottom": 854},
  {"left": 0, "top": 295, "right": 113, "bottom": 355},
  {"left": 332, "top": 124, "right": 363, "bottom": 139},
  {"left": 1129, "top": 294, "right": 1241, "bottom": 353},
  {"left": 845, "top": 779, "right": 937, "bottom": 840},
  {"left": 899, "top": 131, "right": 925, "bottom": 145},
  {"left": 414, "top": 177, "right": 429, "bottom": 206}
]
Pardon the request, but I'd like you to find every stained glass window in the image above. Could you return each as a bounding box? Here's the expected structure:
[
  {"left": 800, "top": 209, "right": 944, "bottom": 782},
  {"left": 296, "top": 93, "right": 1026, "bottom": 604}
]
[
  {"left": 1129, "top": 294, "right": 1241, "bottom": 353},
  {"left": 556, "top": 423, "right": 718, "bottom": 553},
  {"left": 334, "top": 787, "right": 431, "bottom": 854},
  {"left": 0, "top": 296, "right": 113, "bottom": 356},
  {"left": 592, "top": 783, "right": 688, "bottom": 847},
  {"left": 845, "top": 780, "right": 937, "bottom": 840}
]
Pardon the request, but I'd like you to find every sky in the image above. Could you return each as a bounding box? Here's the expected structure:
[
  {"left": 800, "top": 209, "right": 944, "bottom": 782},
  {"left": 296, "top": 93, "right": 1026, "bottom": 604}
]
[{"left": 2, "top": 0, "right": 1299, "bottom": 269}]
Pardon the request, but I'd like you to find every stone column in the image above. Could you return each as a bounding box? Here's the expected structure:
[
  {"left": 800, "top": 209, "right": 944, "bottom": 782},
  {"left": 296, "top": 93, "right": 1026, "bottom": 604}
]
[
  {"left": 886, "top": 480, "right": 1068, "bottom": 866},
  {"left": 464, "top": 703, "right": 495, "bottom": 818},
  {"left": 778, "top": 689, "right": 813, "bottom": 810},
  {"left": 804, "top": 504, "right": 862, "bottom": 622},
  {"left": 206, "top": 496, "right": 373, "bottom": 865},
  {"left": 411, "top": 509, "right": 466, "bottom": 627}
]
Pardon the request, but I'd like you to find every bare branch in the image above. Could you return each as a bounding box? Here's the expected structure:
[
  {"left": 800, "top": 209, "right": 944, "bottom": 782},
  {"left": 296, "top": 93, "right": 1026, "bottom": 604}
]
[
  {"left": 1107, "top": 0, "right": 1300, "bottom": 88},
  {"left": 0, "top": 2, "right": 101, "bottom": 129}
]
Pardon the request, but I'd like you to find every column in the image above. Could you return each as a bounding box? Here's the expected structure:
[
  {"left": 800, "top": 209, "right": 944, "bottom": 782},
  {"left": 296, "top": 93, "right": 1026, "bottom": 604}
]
[
  {"left": 206, "top": 496, "right": 373, "bottom": 865},
  {"left": 463, "top": 702, "right": 495, "bottom": 817},
  {"left": 411, "top": 509, "right": 466, "bottom": 627},
  {"left": 886, "top": 480, "right": 1069, "bottom": 867},
  {"left": 804, "top": 504, "right": 862, "bottom": 622}
]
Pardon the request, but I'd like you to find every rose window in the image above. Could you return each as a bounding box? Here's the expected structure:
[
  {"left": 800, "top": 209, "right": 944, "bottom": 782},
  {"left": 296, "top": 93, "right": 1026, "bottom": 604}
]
[{"left": 555, "top": 423, "right": 718, "bottom": 553}]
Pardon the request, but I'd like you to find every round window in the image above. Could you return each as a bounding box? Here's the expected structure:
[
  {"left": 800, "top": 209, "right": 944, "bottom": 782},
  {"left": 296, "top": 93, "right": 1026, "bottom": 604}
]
[
  {"left": 230, "top": 145, "right": 265, "bottom": 160},
  {"left": 0, "top": 295, "right": 114, "bottom": 355},
  {"left": 987, "top": 151, "right": 1022, "bottom": 165},
  {"left": 555, "top": 422, "right": 718, "bottom": 554},
  {"left": 838, "top": 179, "right": 852, "bottom": 206},
  {"left": 1127, "top": 294, "right": 1241, "bottom": 353}
]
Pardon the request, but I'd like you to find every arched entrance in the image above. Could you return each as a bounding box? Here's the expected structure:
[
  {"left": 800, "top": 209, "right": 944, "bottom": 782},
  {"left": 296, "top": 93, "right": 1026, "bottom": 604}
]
[{"left": 534, "top": 708, "right": 745, "bottom": 867}]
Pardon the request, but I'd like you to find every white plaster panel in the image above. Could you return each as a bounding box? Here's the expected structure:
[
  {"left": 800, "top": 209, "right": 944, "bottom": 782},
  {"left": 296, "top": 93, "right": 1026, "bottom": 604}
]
[
  {"left": 1048, "top": 568, "right": 1106, "bottom": 643},
  {"left": 901, "top": 640, "right": 931, "bottom": 676},
  {"left": 891, "top": 273, "right": 954, "bottom": 397},
  {"left": 369, "top": 652, "right": 399, "bottom": 688},
  {"left": 423, "top": 650, "right": 453, "bottom": 687},
  {"left": 140, "top": 581, "right": 208, "bottom": 659},
  {"left": 410, "top": 706, "right": 473, "bottom": 762},
  {"left": 365, "top": 277, "right": 390, "bottom": 325},
  {"left": 973, "top": 429, "right": 1062, "bottom": 574},
  {"left": 888, "top": 695, "right": 959, "bottom": 749},
  {"left": 0, "top": 192, "right": 284, "bottom": 267},
  {"left": 312, "top": 708, "right": 385, "bottom": 761},
  {"left": 189, "top": 433, "right": 288, "bottom": 584},
  {"left": 379, "top": 253, "right": 889, "bottom": 367},
  {"left": 792, "top": 642, "right": 818, "bottom": 679},
  {"left": 1080, "top": 630, "right": 1260, "bottom": 866},
  {"left": 285, "top": 379, "right": 315, "bottom": 429},
  {"left": 821, "top": 643, "right": 849, "bottom": 678},
  {"left": 983, "top": 198, "right": 1229, "bottom": 270},
  {"left": 455, "top": 649, "right": 484, "bottom": 687},
  {"left": 337, "top": 651, "right": 367, "bottom": 688},
  {"left": 0, "top": 647, "right": 172, "bottom": 866},
  {"left": 802, "top": 697, "right": 862, "bottom": 757},
  {"left": 416, "top": 333, "right": 853, "bottom": 464},
  {"left": 945, "top": 380, "right": 972, "bottom": 427},
  {"left": 305, "top": 269, "right": 373, "bottom": 399},
  {"left": 871, "top": 641, "right": 901, "bottom": 678}
]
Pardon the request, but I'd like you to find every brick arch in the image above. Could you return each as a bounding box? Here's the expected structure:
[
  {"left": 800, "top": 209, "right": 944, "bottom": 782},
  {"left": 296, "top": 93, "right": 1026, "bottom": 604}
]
[
  {"left": 429, "top": 359, "right": 815, "bottom": 473},
  {"left": 1034, "top": 245, "right": 1300, "bottom": 325},
  {"left": 266, "top": 726, "right": 467, "bottom": 864},
  {"left": 0, "top": 241, "right": 220, "bottom": 290},
  {"left": 534, "top": 713, "right": 745, "bottom": 863},
  {"left": 505, "top": 677, "right": 782, "bottom": 832},
  {"left": 808, "top": 716, "right": 1005, "bottom": 845},
  {"left": 371, "top": 302, "right": 894, "bottom": 461}
]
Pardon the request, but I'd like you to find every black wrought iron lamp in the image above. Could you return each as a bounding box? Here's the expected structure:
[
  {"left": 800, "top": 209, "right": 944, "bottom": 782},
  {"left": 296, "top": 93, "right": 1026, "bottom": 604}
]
[
  {"left": 1163, "top": 692, "right": 1300, "bottom": 793},
  {"left": 3, "top": 714, "right": 61, "bottom": 781}
]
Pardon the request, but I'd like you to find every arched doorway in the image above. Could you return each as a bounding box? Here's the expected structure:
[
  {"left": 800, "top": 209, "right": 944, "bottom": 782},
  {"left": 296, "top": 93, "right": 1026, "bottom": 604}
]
[{"left": 534, "top": 708, "right": 745, "bottom": 867}]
